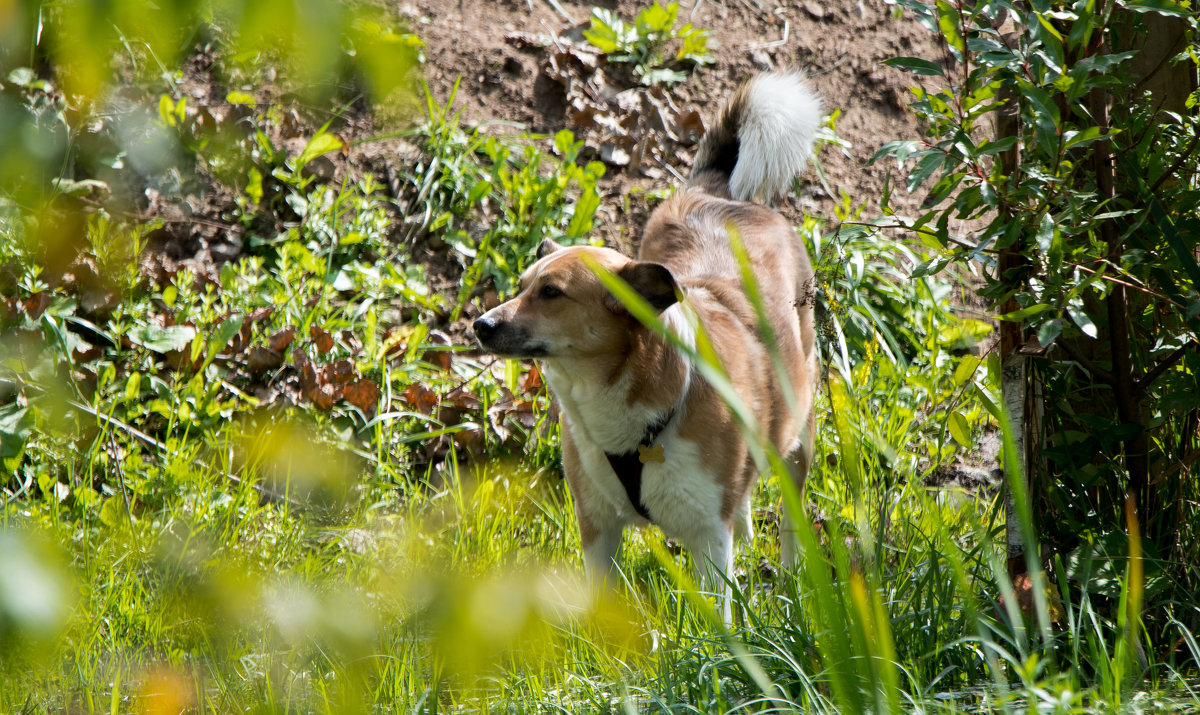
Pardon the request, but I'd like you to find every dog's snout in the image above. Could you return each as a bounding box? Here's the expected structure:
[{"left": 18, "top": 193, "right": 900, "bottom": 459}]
[{"left": 473, "top": 316, "right": 498, "bottom": 343}]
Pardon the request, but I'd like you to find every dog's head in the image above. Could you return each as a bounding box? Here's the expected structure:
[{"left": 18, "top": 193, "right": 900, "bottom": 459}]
[{"left": 473, "top": 239, "right": 679, "bottom": 359}]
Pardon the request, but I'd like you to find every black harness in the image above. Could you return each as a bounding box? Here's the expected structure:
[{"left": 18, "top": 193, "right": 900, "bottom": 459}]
[{"left": 604, "top": 412, "right": 674, "bottom": 521}]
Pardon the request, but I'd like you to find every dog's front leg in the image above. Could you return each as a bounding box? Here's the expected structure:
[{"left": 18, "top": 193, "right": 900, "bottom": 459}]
[
  {"left": 579, "top": 514, "right": 624, "bottom": 588},
  {"left": 687, "top": 526, "right": 736, "bottom": 624}
]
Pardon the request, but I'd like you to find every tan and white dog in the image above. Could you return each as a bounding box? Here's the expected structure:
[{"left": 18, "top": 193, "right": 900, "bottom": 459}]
[{"left": 473, "top": 72, "right": 821, "bottom": 615}]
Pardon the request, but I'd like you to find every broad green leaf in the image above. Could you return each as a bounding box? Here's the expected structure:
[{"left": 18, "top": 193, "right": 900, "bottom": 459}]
[
  {"left": 297, "top": 131, "right": 343, "bottom": 168},
  {"left": 949, "top": 411, "right": 972, "bottom": 447},
  {"left": 638, "top": 1, "right": 676, "bottom": 33},
  {"left": 1118, "top": 0, "right": 1190, "bottom": 16},
  {"left": 995, "top": 304, "right": 1052, "bottom": 322},
  {"left": 883, "top": 57, "right": 945, "bottom": 76},
  {"left": 936, "top": 0, "right": 965, "bottom": 54},
  {"left": 209, "top": 316, "right": 243, "bottom": 358},
  {"left": 99, "top": 498, "right": 128, "bottom": 528},
  {"left": 1062, "top": 126, "right": 1104, "bottom": 150},
  {"left": 1038, "top": 319, "right": 1063, "bottom": 347},
  {"left": 129, "top": 324, "right": 197, "bottom": 353}
]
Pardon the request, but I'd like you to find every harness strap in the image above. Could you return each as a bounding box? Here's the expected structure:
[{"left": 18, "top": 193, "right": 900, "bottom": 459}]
[{"left": 603, "top": 412, "right": 673, "bottom": 522}]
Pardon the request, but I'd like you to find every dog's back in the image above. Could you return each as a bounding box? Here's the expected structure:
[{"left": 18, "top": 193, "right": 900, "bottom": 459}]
[{"left": 640, "top": 72, "right": 821, "bottom": 503}]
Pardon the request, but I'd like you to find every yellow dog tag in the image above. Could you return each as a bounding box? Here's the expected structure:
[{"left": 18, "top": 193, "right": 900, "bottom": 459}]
[{"left": 638, "top": 444, "right": 665, "bottom": 464}]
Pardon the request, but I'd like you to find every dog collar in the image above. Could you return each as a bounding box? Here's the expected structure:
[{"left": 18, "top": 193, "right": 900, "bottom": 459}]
[{"left": 605, "top": 411, "right": 674, "bottom": 521}]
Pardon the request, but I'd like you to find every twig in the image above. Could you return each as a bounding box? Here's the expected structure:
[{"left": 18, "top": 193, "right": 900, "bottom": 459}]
[
  {"left": 746, "top": 20, "right": 789, "bottom": 50},
  {"left": 1135, "top": 340, "right": 1197, "bottom": 396},
  {"left": 59, "top": 393, "right": 301, "bottom": 508},
  {"left": 1072, "top": 262, "right": 1186, "bottom": 310},
  {"left": 1149, "top": 131, "right": 1200, "bottom": 195},
  {"left": 1055, "top": 336, "right": 1115, "bottom": 385},
  {"left": 541, "top": 0, "right": 576, "bottom": 25},
  {"left": 539, "top": 18, "right": 568, "bottom": 53},
  {"left": 654, "top": 154, "right": 687, "bottom": 184}
]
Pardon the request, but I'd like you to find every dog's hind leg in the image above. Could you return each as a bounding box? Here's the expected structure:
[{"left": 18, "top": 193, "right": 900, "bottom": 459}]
[
  {"left": 731, "top": 496, "right": 754, "bottom": 544},
  {"left": 780, "top": 408, "right": 814, "bottom": 568}
]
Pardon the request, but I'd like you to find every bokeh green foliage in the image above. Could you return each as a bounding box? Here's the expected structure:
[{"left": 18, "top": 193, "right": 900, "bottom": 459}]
[{"left": 0, "top": 0, "right": 420, "bottom": 210}]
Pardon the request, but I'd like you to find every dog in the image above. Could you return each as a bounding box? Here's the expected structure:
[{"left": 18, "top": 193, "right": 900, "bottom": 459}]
[{"left": 473, "top": 72, "right": 821, "bottom": 618}]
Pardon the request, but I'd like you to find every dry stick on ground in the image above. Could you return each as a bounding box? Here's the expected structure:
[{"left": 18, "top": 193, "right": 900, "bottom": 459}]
[
  {"left": 67, "top": 397, "right": 302, "bottom": 508},
  {"left": 541, "top": 0, "right": 575, "bottom": 25}
]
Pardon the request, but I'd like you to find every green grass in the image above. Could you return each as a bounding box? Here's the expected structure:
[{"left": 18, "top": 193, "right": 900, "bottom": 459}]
[{"left": 4, "top": 194, "right": 1199, "bottom": 710}]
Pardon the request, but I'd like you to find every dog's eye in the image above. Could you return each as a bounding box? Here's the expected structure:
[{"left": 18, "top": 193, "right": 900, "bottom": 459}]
[{"left": 539, "top": 284, "right": 563, "bottom": 300}]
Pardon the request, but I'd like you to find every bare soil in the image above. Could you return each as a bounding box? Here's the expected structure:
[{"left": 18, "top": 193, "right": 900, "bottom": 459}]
[{"left": 405, "top": 0, "right": 940, "bottom": 252}]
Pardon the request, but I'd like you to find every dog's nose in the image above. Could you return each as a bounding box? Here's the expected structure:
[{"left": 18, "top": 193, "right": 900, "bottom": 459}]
[{"left": 473, "top": 316, "right": 498, "bottom": 344}]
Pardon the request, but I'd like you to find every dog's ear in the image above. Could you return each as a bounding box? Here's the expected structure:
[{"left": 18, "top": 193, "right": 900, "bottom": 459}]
[
  {"left": 604, "top": 261, "right": 680, "bottom": 315},
  {"left": 536, "top": 238, "right": 564, "bottom": 259}
]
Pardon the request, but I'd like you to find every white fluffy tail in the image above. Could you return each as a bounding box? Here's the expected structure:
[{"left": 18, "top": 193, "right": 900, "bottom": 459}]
[{"left": 692, "top": 72, "right": 823, "bottom": 203}]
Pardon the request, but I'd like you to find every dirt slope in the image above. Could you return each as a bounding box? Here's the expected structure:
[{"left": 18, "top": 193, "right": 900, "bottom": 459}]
[{"left": 404, "top": 0, "right": 940, "bottom": 250}]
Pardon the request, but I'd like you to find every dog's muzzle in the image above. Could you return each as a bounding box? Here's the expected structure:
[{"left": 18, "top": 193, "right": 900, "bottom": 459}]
[{"left": 473, "top": 315, "right": 547, "bottom": 358}]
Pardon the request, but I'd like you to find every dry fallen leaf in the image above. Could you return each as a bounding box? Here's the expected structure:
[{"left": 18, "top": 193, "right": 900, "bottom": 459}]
[
  {"left": 403, "top": 383, "right": 439, "bottom": 416},
  {"left": 344, "top": 379, "right": 381, "bottom": 415},
  {"left": 246, "top": 346, "right": 284, "bottom": 375},
  {"left": 322, "top": 359, "right": 356, "bottom": 386},
  {"left": 421, "top": 330, "right": 454, "bottom": 372},
  {"left": 269, "top": 326, "right": 296, "bottom": 353},
  {"left": 24, "top": 293, "right": 51, "bottom": 320},
  {"left": 521, "top": 364, "right": 544, "bottom": 393},
  {"left": 310, "top": 324, "right": 334, "bottom": 354}
]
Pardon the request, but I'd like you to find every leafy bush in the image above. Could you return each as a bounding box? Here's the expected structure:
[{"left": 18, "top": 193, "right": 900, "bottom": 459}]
[{"left": 877, "top": 0, "right": 1200, "bottom": 649}]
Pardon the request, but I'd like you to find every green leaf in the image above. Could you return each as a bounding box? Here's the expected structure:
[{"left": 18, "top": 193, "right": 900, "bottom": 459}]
[
  {"left": 0, "top": 403, "right": 31, "bottom": 461},
  {"left": 911, "top": 253, "right": 953, "bottom": 279},
  {"left": 567, "top": 184, "right": 601, "bottom": 238},
  {"left": 1062, "top": 126, "right": 1104, "bottom": 151},
  {"left": 157, "top": 94, "right": 178, "bottom": 127},
  {"left": 952, "top": 356, "right": 981, "bottom": 387},
  {"left": 99, "top": 498, "right": 128, "bottom": 529},
  {"left": 297, "top": 131, "right": 343, "bottom": 169},
  {"left": 936, "top": 0, "right": 965, "bottom": 55},
  {"left": 883, "top": 57, "right": 945, "bottom": 76},
  {"left": 584, "top": 9, "right": 624, "bottom": 53},
  {"left": 1119, "top": 0, "right": 1190, "bottom": 16},
  {"left": 948, "top": 411, "right": 971, "bottom": 447},
  {"left": 209, "top": 316, "right": 243, "bottom": 360},
  {"left": 226, "top": 90, "right": 256, "bottom": 106},
  {"left": 245, "top": 167, "right": 263, "bottom": 205},
  {"left": 128, "top": 324, "right": 197, "bottom": 353},
  {"left": 995, "top": 304, "right": 1053, "bottom": 322},
  {"left": 638, "top": 1, "right": 676, "bottom": 33},
  {"left": 1037, "top": 319, "right": 1063, "bottom": 347}
]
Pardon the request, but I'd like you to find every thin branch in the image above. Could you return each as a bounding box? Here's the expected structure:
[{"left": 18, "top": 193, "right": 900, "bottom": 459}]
[
  {"left": 1055, "top": 336, "right": 1115, "bottom": 385},
  {"left": 1135, "top": 340, "right": 1197, "bottom": 396},
  {"left": 64, "top": 396, "right": 300, "bottom": 507},
  {"left": 1149, "top": 131, "right": 1200, "bottom": 195},
  {"left": 1070, "top": 262, "right": 1187, "bottom": 310}
]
